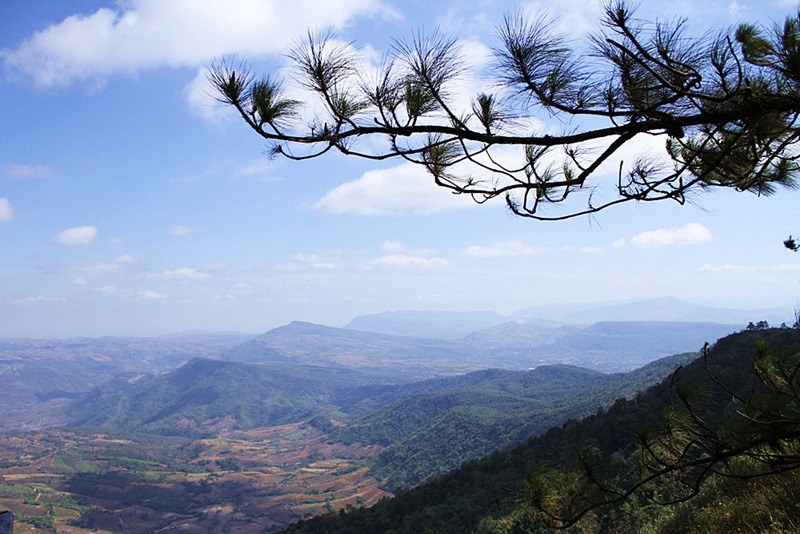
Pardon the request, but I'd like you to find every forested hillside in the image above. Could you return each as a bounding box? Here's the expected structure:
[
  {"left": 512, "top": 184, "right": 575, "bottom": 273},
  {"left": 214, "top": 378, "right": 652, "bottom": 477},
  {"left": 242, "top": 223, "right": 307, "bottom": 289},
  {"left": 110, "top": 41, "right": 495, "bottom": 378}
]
[
  {"left": 62, "top": 351, "right": 695, "bottom": 490},
  {"left": 63, "top": 359, "right": 395, "bottom": 435},
  {"left": 282, "top": 328, "right": 800, "bottom": 533},
  {"left": 334, "top": 354, "right": 695, "bottom": 489}
]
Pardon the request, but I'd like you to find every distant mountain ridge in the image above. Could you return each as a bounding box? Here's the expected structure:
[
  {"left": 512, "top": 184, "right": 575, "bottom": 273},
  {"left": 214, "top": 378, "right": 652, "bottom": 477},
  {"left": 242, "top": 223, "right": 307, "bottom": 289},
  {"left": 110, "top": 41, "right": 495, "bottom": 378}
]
[
  {"left": 224, "top": 319, "right": 737, "bottom": 374},
  {"left": 345, "top": 296, "right": 790, "bottom": 339},
  {"left": 551, "top": 296, "right": 790, "bottom": 324},
  {"left": 345, "top": 310, "right": 508, "bottom": 340},
  {"left": 0, "top": 311, "right": 744, "bottom": 431},
  {"left": 224, "top": 321, "right": 479, "bottom": 378}
]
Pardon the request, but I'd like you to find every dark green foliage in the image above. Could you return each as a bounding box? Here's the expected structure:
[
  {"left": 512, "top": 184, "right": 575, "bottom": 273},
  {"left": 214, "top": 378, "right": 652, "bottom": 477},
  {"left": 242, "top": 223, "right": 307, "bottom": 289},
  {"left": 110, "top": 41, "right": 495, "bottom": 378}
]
[
  {"left": 336, "top": 356, "right": 695, "bottom": 489},
  {"left": 65, "top": 359, "right": 396, "bottom": 436},
  {"left": 282, "top": 329, "right": 800, "bottom": 533},
  {"left": 517, "top": 328, "right": 800, "bottom": 530}
]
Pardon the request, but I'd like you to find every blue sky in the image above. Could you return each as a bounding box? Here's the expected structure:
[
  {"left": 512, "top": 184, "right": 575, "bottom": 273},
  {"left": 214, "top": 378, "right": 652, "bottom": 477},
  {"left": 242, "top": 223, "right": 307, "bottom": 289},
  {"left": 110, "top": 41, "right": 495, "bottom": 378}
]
[{"left": 2, "top": 0, "right": 799, "bottom": 338}]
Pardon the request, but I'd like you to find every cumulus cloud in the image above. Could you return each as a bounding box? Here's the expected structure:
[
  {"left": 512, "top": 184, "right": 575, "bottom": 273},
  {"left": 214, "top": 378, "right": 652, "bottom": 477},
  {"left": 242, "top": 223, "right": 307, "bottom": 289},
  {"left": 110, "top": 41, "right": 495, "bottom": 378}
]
[
  {"left": 3, "top": 0, "right": 397, "bottom": 87},
  {"left": 314, "top": 162, "right": 475, "bottom": 216},
  {"left": 630, "top": 223, "right": 712, "bottom": 249},
  {"left": 462, "top": 240, "right": 544, "bottom": 258},
  {"left": 53, "top": 225, "right": 97, "bottom": 246},
  {"left": 0, "top": 198, "right": 15, "bottom": 221},
  {"left": 146, "top": 267, "right": 211, "bottom": 281}
]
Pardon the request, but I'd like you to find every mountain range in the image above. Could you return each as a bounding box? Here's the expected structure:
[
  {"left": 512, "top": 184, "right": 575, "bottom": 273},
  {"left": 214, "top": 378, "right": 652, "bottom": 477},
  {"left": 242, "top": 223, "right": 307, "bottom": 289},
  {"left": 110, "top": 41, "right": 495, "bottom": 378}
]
[
  {"left": 2, "top": 296, "right": 795, "bottom": 531},
  {"left": 3, "top": 296, "right": 767, "bottom": 431},
  {"left": 61, "top": 351, "right": 697, "bottom": 490},
  {"left": 347, "top": 296, "right": 791, "bottom": 338},
  {"left": 225, "top": 318, "right": 736, "bottom": 374}
]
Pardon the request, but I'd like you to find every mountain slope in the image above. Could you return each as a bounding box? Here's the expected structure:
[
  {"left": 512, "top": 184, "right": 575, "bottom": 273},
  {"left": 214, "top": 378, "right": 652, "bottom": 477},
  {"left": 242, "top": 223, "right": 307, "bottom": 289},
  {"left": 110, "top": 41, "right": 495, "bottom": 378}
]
[
  {"left": 335, "top": 353, "right": 696, "bottom": 489},
  {"left": 62, "top": 347, "right": 696, "bottom": 491},
  {"left": 223, "top": 321, "right": 481, "bottom": 378},
  {"left": 527, "top": 320, "right": 736, "bottom": 369},
  {"left": 64, "top": 358, "right": 397, "bottom": 435},
  {"left": 281, "top": 328, "right": 800, "bottom": 533},
  {"left": 0, "top": 334, "right": 249, "bottom": 431}
]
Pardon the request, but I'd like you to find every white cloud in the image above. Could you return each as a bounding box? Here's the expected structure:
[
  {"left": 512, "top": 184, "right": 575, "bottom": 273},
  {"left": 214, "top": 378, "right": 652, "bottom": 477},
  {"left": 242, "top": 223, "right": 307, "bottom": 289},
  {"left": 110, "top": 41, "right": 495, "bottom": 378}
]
[
  {"left": 71, "top": 277, "right": 87, "bottom": 286},
  {"left": 139, "top": 289, "right": 166, "bottom": 300},
  {"left": 380, "top": 240, "right": 407, "bottom": 253},
  {"left": 185, "top": 68, "right": 227, "bottom": 121},
  {"left": 612, "top": 238, "right": 626, "bottom": 248},
  {"left": 3, "top": 0, "right": 396, "bottom": 87},
  {"left": 0, "top": 198, "right": 15, "bottom": 221},
  {"left": 516, "top": 0, "right": 603, "bottom": 40},
  {"left": 146, "top": 267, "right": 211, "bottom": 281},
  {"left": 630, "top": 223, "right": 712, "bottom": 249},
  {"left": 53, "top": 225, "right": 97, "bottom": 246},
  {"left": 314, "top": 162, "right": 475, "bottom": 216},
  {"left": 79, "top": 255, "right": 136, "bottom": 275},
  {"left": 273, "top": 253, "right": 346, "bottom": 271},
  {"left": 367, "top": 254, "right": 451, "bottom": 269},
  {"left": 1, "top": 164, "right": 53, "bottom": 180},
  {"left": 169, "top": 225, "right": 190, "bottom": 236},
  {"left": 463, "top": 240, "right": 544, "bottom": 258},
  {"left": 96, "top": 285, "right": 166, "bottom": 300}
]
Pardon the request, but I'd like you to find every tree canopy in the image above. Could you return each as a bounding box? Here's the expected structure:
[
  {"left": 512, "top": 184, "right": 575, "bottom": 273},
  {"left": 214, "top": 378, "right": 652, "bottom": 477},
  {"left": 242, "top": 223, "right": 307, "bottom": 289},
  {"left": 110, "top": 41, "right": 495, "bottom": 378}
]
[{"left": 210, "top": 0, "right": 800, "bottom": 221}]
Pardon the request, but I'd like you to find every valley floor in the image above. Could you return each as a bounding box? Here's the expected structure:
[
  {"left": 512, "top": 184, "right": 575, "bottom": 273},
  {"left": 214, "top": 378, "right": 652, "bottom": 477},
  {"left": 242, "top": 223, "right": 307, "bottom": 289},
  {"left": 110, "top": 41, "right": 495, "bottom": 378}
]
[{"left": 0, "top": 423, "right": 388, "bottom": 533}]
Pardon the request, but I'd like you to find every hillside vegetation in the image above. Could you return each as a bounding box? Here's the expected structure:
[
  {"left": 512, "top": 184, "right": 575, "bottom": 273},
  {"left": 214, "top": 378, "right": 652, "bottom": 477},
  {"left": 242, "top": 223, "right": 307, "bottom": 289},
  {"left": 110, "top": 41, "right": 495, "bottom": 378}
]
[
  {"left": 63, "top": 352, "right": 695, "bottom": 492},
  {"left": 282, "top": 328, "right": 800, "bottom": 533},
  {"left": 334, "top": 354, "right": 695, "bottom": 489}
]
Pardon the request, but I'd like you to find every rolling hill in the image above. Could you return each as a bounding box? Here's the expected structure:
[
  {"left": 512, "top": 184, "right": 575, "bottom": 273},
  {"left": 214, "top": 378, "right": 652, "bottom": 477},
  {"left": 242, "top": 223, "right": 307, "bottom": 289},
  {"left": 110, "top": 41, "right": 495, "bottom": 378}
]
[
  {"left": 0, "top": 334, "right": 250, "bottom": 431},
  {"left": 63, "top": 358, "right": 399, "bottom": 435},
  {"left": 281, "top": 328, "right": 800, "bottom": 533},
  {"left": 62, "top": 347, "right": 697, "bottom": 490},
  {"left": 333, "top": 352, "right": 697, "bottom": 488}
]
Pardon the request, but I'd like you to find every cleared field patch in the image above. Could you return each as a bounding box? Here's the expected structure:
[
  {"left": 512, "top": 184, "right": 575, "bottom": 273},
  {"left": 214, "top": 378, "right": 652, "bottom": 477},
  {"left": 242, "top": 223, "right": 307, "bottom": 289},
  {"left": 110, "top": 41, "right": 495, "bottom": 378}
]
[{"left": 0, "top": 423, "right": 389, "bottom": 532}]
